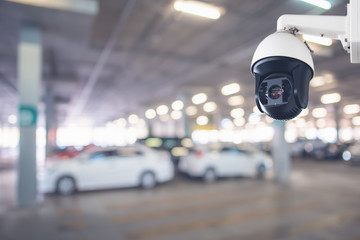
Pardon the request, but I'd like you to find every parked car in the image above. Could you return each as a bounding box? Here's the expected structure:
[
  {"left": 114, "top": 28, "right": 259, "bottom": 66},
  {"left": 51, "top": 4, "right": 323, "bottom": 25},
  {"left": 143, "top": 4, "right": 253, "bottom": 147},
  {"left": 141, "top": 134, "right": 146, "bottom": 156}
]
[
  {"left": 178, "top": 144, "right": 273, "bottom": 182},
  {"left": 343, "top": 142, "right": 360, "bottom": 165},
  {"left": 312, "top": 142, "right": 353, "bottom": 160},
  {"left": 38, "top": 144, "right": 174, "bottom": 195}
]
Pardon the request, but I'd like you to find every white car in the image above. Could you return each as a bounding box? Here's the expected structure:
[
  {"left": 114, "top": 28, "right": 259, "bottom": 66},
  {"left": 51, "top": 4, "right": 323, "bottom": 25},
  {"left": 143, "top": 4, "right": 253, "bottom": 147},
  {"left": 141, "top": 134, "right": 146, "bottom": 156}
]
[
  {"left": 38, "top": 144, "right": 174, "bottom": 195},
  {"left": 179, "top": 144, "right": 273, "bottom": 182}
]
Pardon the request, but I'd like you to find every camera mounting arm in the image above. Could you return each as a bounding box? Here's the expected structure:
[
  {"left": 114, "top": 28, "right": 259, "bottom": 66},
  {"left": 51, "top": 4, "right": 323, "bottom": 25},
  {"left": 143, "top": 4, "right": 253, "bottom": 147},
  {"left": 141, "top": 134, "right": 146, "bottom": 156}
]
[{"left": 276, "top": 0, "right": 360, "bottom": 63}]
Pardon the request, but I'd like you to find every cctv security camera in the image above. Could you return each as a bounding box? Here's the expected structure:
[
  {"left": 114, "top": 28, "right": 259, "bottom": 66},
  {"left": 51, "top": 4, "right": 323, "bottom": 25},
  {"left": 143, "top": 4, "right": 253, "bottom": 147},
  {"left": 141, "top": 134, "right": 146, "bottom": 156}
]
[
  {"left": 251, "top": 0, "right": 360, "bottom": 120},
  {"left": 251, "top": 31, "right": 314, "bottom": 120}
]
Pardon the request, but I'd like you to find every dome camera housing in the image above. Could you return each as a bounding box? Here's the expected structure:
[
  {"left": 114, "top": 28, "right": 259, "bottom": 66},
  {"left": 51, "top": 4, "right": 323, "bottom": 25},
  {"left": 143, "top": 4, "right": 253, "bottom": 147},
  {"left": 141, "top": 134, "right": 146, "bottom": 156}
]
[{"left": 251, "top": 32, "right": 314, "bottom": 120}]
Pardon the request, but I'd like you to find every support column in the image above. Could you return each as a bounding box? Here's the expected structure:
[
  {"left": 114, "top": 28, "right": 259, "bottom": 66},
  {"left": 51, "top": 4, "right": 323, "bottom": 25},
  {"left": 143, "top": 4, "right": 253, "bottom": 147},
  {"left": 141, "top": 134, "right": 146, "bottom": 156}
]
[
  {"left": 272, "top": 120, "right": 291, "bottom": 182},
  {"left": 45, "top": 85, "right": 57, "bottom": 157},
  {"left": 334, "top": 104, "right": 340, "bottom": 142},
  {"left": 17, "top": 25, "right": 42, "bottom": 207}
]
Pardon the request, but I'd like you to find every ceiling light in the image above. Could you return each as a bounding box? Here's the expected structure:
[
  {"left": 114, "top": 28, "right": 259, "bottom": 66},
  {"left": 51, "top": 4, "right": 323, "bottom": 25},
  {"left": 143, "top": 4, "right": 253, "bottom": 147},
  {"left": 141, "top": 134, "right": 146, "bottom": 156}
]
[
  {"left": 114, "top": 118, "right": 127, "bottom": 127},
  {"left": 352, "top": 116, "right": 360, "bottom": 126},
  {"left": 344, "top": 104, "right": 360, "bottom": 115},
  {"left": 192, "top": 93, "right": 207, "bottom": 105},
  {"left": 137, "top": 119, "right": 146, "bottom": 128},
  {"left": 321, "top": 93, "right": 341, "bottom": 104},
  {"left": 171, "top": 110, "right": 183, "bottom": 120},
  {"left": 312, "top": 108, "right": 327, "bottom": 118},
  {"left": 303, "top": 35, "right": 332, "bottom": 46},
  {"left": 186, "top": 106, "right": 198, "bottom": 116},
  {"left": 230, "top": 108, "right": 244, "bottom": 118},
  {"left": 227, "top": 95, "right": 244, "bottom": 106},
  {"left": 128, "top": 114, "right": 139, "bottom": 124},
  {"left": 300, "top": 0, "right": 331, "bottom": 10},
  {"left": 171, "top": 100, "right": 184, "bottom": 111},
  {"left": 298, "top": 108, "right": 309, "bottom": 117},
  {"left": 156, "top": 105, "right": 169, "bottom": 115},
  {"left": 8, "top": 114, "right": 17, "bottom": 124},
  {"left": 253, "top": 106, "right": 262, "bottom": 114},
  {"left": 233, "top": 118, "right": 245, "bottom": 127},
  {"left": 159, "top": 114, "right": 170, "bottom": 122},
  {"left": 173, "top": 0, "right": 223, "bottom": 20},
  {"left": 145, "top": 109, "right": 156, "bottom": 119},
  {"left": 221, "top": 118, "right": 233, "bottom": 129},
  {"left": 316, "top": 118, "right": 326, "bottom": 128},
  {"left": 310, "top": 74, "right": 334, "bottom": 88},
  {"left": 221, "top": 83, "right": 240, "bottom": 96},
  {"left": 196, "top": 116, "right": 209, "bottom": 126},
  {"left": 248, "top": 113, "right": 261, "bottom": 124},
  {"left": 203, "top": 101, "right": 217, "bottom": 113}
]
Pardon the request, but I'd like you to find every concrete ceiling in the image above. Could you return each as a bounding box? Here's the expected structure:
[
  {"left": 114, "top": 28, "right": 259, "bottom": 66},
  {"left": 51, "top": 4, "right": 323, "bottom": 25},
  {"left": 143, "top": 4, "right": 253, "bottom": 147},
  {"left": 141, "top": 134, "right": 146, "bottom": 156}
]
[{"left": 0, "top": 0, "right": 359, "bottom": 127}]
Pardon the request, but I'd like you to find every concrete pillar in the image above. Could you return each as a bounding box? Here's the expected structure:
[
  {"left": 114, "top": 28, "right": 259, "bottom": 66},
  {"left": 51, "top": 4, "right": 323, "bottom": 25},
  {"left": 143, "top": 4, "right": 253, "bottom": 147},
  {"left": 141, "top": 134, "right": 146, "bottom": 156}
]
[
  {"left": 272, "top": 120, "right": 291, "bottom": 182},
  {"left": 45, "top": 85, "right": 57, "bottom": 156},
  {"left": 334, "top": 104, "right": 340, "bottom": 142},
  {"left": 17, "top": 25, "right": 42, "bottom": 207}
]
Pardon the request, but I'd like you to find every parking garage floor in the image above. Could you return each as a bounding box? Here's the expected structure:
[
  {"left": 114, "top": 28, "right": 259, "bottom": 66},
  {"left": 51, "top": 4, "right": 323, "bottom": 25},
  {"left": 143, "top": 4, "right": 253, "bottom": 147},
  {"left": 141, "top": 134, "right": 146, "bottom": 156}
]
[{"left": 1, "top": 160, "right": 360, "bottom": 240}]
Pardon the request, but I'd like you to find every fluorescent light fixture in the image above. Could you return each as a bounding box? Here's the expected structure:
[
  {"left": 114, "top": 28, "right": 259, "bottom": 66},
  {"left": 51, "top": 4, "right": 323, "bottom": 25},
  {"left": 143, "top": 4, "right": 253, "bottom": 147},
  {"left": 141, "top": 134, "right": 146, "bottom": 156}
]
[
  {"left": 8, "top": 114, "right": 17, "bottom": 124},
  {"left": 186, "top": 106, "right": 198, "bottom": 116},
  {"left": 344, "top": 104, "right": 360, "bottom": 115},
  {"left": 230, "top": 108, "right": 245, "bottom": 118},
  {"left": 227, "top": 95, "right": 244, "bottom": 106},
  {"left": 303, "top": 34, "right": 332, "bottom": 46},
  {"left": 128, "top": 114, "right": 139, "bottom": 124},
  {"left": 300, "top": 0, "right": 331, "bottom": 10},
  {"left": 171, "top": 110, "right": 183, "bottom": 120},
  {"left": 312, "top": 108, "right": 327, "bottom": 118},
  {"left": 352, "top": 116, "right": 360, "bottom": 126},
  {"left": 196, "top": 116, "right": 209, "bottom": 125},
  {"left": 321, "top": 93, "right": 341, "bottom": 104},
  {"left": 6, "top": 0, "right": 99, "bottom": 15},
  {"left": 156, "top": 105, "right": 169, "bottom": 115},
  {"left": 203, "top": 101, "right": 217, "bottom": 113},
  {"left": 145, "top": 109, "right": 156, "bottom": 119},
  {"left": 192, "top": 93, "right": 207, "bottom": 105},
  {"left": 221, "top": 83, "right": 240, "bottom": 96},
  {"left": 137, "top": 119, "right": 146, "bottom": 128},
  {"left": 171, "top": 100, "right": 184, "bottom": 111},
  {"left": 173, "top": 0, "right": 223, "bottom": 20}
]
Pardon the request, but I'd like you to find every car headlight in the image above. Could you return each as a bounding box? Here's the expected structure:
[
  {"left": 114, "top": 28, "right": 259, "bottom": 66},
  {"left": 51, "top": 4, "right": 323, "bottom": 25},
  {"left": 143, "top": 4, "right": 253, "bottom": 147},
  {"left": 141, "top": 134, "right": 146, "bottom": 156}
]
[{"left": 342, "top": 151, "right": 351, "bottom": 161}]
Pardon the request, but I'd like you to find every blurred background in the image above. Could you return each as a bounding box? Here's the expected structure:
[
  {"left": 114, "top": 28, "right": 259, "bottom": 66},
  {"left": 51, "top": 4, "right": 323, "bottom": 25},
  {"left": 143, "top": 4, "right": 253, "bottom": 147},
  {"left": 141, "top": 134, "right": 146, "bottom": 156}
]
[{"left": 1, "top": 0, "right": 360, "bottom": 239}]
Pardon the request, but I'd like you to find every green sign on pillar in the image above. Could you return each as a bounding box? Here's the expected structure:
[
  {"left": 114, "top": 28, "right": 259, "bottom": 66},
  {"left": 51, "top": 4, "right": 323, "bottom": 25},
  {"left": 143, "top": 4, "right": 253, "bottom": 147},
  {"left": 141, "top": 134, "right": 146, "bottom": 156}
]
[{"left": 19, "top": 105, "right": 37, "bottom": 127}]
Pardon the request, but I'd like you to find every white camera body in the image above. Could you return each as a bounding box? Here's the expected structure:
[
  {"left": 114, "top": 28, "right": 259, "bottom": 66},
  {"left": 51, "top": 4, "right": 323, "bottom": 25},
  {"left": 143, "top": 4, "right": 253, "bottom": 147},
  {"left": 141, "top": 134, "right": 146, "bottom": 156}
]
[{"left": 251, "top": 0, "right": 359, "bottom": 120}]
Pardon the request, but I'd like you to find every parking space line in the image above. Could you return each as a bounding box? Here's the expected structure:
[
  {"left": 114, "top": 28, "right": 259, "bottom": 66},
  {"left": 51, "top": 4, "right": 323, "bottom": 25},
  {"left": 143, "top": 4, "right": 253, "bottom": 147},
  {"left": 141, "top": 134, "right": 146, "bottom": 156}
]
[
  {"left": 58, "top": 220, "right": 87, "bottom": 231},
  {"left": 125, "top": 200, "right": 323, "bottom": 240},
  {"left": 57, "top": 208, "right": 83, "bottom": 217},
  {"left": 111, "top": 191, "right": 289, "bottom": 224},
  {"left": 105, "top": 183, "right": 262, "bottom": 211},
  {"left": 228, "top": 209, "right": 360, "bottom": 240}
]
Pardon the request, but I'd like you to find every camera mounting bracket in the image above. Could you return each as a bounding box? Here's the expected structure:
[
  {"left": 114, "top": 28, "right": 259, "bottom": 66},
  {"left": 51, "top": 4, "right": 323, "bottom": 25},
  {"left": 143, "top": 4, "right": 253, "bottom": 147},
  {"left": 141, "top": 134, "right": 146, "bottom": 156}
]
[{"left": 276, "top": 0, "right": 359, "bottom": 63}]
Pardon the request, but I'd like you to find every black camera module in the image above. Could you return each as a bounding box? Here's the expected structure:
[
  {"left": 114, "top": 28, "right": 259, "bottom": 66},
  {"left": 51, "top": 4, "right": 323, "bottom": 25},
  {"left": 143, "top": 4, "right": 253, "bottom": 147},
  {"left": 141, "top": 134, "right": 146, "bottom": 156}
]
[{"left": 252, "top": 56, "right": 313, "bottom": 120}]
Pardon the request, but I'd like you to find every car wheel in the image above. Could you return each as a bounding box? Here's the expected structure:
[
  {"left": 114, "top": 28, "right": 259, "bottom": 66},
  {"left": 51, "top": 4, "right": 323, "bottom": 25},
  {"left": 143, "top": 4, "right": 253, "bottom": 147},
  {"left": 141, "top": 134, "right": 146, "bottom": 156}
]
[
  {"left": 56, "top": 176, "right": 76, "bottom": 195},
  {"left": 257, "top": 164, "right": 266, "bottom": 179},
  {"left": 203, "top": 168, "right": 216, "bottom": 183},
  {"left": 141, "top": 172, "right": 156, "bottom": 189}
]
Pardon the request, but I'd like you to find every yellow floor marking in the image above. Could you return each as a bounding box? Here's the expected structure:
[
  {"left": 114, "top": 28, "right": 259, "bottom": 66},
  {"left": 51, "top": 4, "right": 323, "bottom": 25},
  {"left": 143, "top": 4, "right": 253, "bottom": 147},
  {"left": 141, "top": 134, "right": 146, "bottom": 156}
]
[
  {"left": 125, "top": 200, "right": 322, "bottom": 240},
  {"left": 58, "top": 220, "right": 86, "bottom": 231},
  {"left": 57, "top": 208, "right": 82, "bottom": 217},
  {"left": 112, "top": 191, "right": 289, "bottom": 224},
  {"left": 105, "top": 184, "right": 261, "bottom": 211}
]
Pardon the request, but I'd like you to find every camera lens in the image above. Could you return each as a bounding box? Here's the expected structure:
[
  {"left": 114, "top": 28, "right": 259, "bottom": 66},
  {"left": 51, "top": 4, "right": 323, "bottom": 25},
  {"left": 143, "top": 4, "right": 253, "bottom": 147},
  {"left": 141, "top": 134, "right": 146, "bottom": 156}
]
[{"left": 268, "top": 85, "right": 283, "bottom": 99}]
